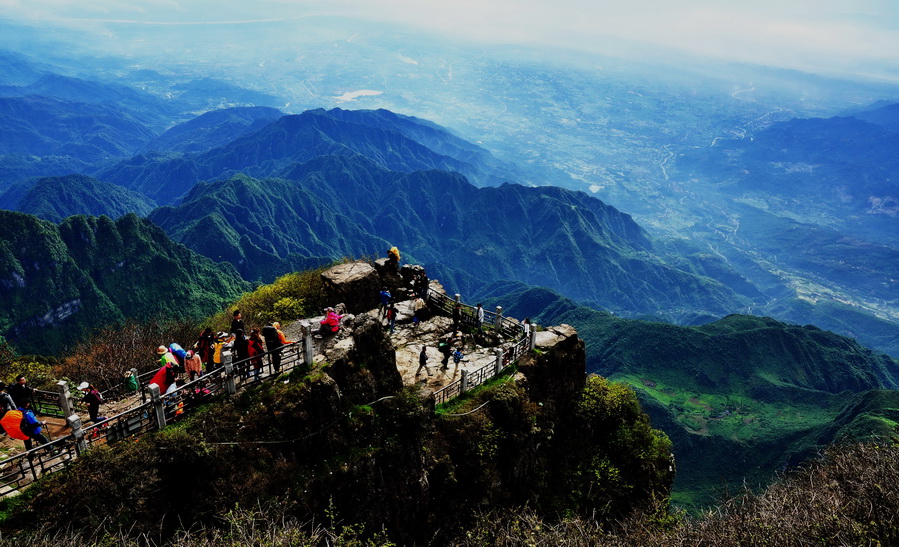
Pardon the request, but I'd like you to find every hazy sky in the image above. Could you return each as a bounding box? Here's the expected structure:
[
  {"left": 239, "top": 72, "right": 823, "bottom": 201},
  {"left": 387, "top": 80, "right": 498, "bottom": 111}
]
[{"left": 2, "top": 0, "right": 898, "bottom": 80}]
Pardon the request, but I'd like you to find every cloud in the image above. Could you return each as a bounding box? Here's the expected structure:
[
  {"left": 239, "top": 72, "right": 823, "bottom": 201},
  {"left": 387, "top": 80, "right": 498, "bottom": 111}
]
[{"left": 2, "top": 0, "right": 898, "bottom": 78}]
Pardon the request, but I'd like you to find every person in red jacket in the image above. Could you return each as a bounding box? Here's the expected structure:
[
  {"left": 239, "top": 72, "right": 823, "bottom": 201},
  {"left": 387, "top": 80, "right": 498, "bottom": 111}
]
[
  {"left": 247, "top": 328, "right": 265, "bottom": 381},
  {"left": 149, "top": 346, "right": 178, "bottom": 394},
  {"left": 318, "top": 307, "right": 342, "bottom": 337}
]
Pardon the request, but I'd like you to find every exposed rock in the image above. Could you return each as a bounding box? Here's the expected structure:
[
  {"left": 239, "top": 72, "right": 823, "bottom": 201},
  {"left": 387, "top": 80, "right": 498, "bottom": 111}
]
[
  {"left": 519, "top": 324, "right": 585, "bottom": 416},
  {"left": 534, "top": 324, "right": 578, "bottom": 350},
  {"left": 373, "top": 257, "right": 404, "bottom": 289},
  {"left": 321, "top": 262, "right": 380, "bottom": 314},
  {"left": 327, "top": 313, "right": 402, "bottom": 399}
]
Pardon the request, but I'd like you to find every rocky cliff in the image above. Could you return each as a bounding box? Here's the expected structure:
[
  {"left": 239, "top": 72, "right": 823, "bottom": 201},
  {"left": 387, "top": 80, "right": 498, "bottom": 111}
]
[{"left": 7, "top": 302, "right": 673, "bottom": 545}]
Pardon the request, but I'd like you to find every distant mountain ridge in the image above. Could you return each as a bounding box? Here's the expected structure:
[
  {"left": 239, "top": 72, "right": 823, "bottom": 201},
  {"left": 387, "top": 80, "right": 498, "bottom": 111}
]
[
  {"left": 478, "top": 283, "right": 899, "bottom": 509},
  {"left": 0, "top": 174, "right": 156, "bottom": 223},
  {"left": 101, "top": 107, "right": 510, "bottom": 203},
  {"left": 139, "top": 106, "right": 284, "bottom": 155},
  {"left": 150, "top": 153, "right": 746, "bottom": 317}
]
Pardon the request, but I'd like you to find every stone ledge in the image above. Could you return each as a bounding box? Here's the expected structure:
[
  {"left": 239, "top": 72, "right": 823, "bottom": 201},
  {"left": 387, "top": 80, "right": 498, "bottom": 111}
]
[{"left": 534, "top": 324, "right": 577, "bottom": 350}]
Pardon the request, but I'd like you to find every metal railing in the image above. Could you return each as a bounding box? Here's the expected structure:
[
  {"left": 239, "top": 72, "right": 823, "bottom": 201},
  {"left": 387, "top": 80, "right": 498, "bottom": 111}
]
[
  {"left": 32, "top": 389, "right": 65, "bottom": 418},
  {"left": 0, "top": 336, "right": 311, "bottom": 496},
  {"left": 82, "top": 402, "right": 156, "bottom": 451},
  {"left": 0, "top": 436, "right": 79, "bottom": 495},
  {"left": 0, "top": 292, "right": 532, "bottom": 493},
  {"left": 432, "top": 335, "right": 533, "bottom": 407}
]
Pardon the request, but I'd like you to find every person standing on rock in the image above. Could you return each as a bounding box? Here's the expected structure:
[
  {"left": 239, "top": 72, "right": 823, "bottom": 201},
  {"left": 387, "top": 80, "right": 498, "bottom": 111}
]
[
  {"left": 421, "top": 272, "right": 430, "bottom": 299},
  {"left": 452, "top": 303, "right": 462, "bottom": 334},
  {"left": 378, "top": 287, "right": 392, "bottom": 320},
  {"left": 230, "top": 310, "right": 245, "bottom": 336},
  {"left": 416, "top": 346, "right": 432, "bottom": 377},
  {"left": 412, "top": 296, "right": 427, "bottom": 329},
  {"left": 386, "top": 303, "right": 398, "bottom": 334},
  {"left": 438, "top": 337, "right": 452, "bottom": 370},
  {"left": 475, "top": 303, "right": 484, "bottom": 332},
  {"left": 387, "top": 246, "right": 401, "bottom": 272}
]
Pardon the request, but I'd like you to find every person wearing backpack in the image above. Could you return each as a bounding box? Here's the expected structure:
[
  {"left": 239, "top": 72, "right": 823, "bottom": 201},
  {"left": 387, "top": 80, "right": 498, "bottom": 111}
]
[
  {"left": 1, "top": 401, "right": 49, "bottom": 450},
  {"left": 78, "top": 382, "right": 105, "bottom": 423}
]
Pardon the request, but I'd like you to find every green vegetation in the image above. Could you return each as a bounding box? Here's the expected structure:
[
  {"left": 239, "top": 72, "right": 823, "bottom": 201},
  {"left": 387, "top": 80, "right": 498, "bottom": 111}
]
[
  {"left": 481, "top": 284, "right": 899, "bottom": 511},
  {"left": 205, "top": 265, "right": 332, "bottom": 331},
  {"left": 0, "top": 317, "right": 673, "bottom": 545},
  {"left": 13, "top": 175, "right": 156, "bottom": 223},
  {"left": 0, "top": 210, "right": 248, "bottom": 355}
]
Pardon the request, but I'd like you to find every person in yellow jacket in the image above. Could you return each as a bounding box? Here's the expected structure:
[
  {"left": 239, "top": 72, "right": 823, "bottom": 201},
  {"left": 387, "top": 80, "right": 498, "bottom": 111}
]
[{"left": 387, "top": 246, "right": 400, "bottom": 271}]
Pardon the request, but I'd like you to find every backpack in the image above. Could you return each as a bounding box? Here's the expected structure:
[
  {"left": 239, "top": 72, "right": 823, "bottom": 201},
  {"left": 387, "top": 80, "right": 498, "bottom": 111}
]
[{"left": 0, "top": 410, "right": 30, "bottom": 440}]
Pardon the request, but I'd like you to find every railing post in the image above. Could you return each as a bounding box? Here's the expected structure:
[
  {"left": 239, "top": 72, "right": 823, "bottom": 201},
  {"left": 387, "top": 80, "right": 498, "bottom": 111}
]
[
  {"left": 494, "top": 348, "right": 503, "bottom": 376},
  {"left": 223, "top": 353, "right": 237, "bottom": 395},
  {"left": 147, "top": 384, "right": 167, "bottom": 429},
  {"left": 67, "top": 415, "right": 87, "bottom": 456},
  {"left": 460, "top": 369, "right": 469, "bottom": 393},
  {"left": 495, "top": 306, "right": 503, "bottom": 333},
  {"left": 303, "top": 322, "right": 314, "bottom": 366},
  {"left": 529, "top": 326, "right": 537, "bottom": 351},
  {"left": 56, "top": 380, "right": 75, "bottom": 418}
]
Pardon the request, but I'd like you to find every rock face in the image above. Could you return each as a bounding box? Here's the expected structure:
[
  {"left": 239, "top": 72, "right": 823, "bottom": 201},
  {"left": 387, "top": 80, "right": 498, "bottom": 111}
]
[
  {"left": 11, "top": 314, "right": 673, "bottom": 546},
  {"left": 321, "top": 262, "right": 380, "bottom": 314},
  {"left": 327, "top": 314, "right": 403, "bottom": 397},
  {"left": 520, "top": 324, "right": 586, "bottom": 415}
]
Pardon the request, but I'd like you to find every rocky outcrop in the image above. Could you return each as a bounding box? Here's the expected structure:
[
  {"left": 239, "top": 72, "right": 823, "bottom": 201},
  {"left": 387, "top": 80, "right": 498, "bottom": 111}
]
[
  {"left": 519, "top": 324, "right": 586, "bottom": 416},
  {"left": 320, "top": 262, "right": 380, "bottom": 314},
  {"left": 326, "top": 314, "right": 403, "bottom": 398}
]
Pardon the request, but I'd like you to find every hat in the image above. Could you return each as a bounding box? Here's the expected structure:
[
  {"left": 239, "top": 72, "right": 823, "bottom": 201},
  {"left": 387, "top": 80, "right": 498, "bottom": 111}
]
[
  {"left": 186, "top": 350, "right": 194, "bottom": 358},
  {"left": 156, "top": 345, "right": 167, "bottom": 354},
  {"left": 77, "top": 381, "right": 89, "bottom": 390}
]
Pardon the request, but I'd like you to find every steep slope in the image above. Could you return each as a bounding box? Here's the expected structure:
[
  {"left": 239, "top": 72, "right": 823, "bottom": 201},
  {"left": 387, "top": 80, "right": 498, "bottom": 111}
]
[
  {"left": 848, "top": 101, "right": 899, "bottom": 133},
  {"left": 1, "top": 174, "right": 156, "bottom": 222},
  {"left": 149, "top": 172, "right": 385, "bottom": 280},
  {"left": 476, "top": 283, "right": 899, "bottom": 509},
  {"left": 101, "top": 108, "right": 503, "bottom": 203},
  {"left": 149, "top": 154, "right": 746, "bottom": 317},
  {"left": 0, "top": 211, "right": 248, "bottom": 355},
  {"left": 0, "top": 315, "right": 673, "bottom": 545},
  {"left": 139, "top": 106, "right": 283, "bottom": 155},
  {"left": 0, "top": 95, "right": 157, "bottom": 168},
  {"left": 324, "top": 107, "right": 517, "bottom": 185}
]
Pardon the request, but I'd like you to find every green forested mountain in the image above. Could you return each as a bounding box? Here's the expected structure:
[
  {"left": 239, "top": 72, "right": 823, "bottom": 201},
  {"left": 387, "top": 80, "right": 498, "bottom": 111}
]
[
  {"left": 101, "top": 107, "right": 509, "bottom": 203},
  {"left": 478, "top": 282, "right": 899, "bottom": 508},
  {"left": 0, "top": 174, "right": 156, "bottom": 223},
  {"left": 139, "top": 106, "right": 284, "bottom": 155},
  {"left": 149, "top": 153, "right": 747, "bottom": 317},
  {"left": 0, "top": 95, "right": 158, "bottom": 160},
  {"left": 0, "top": 210, "right": 248, "bottom": 354}
]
